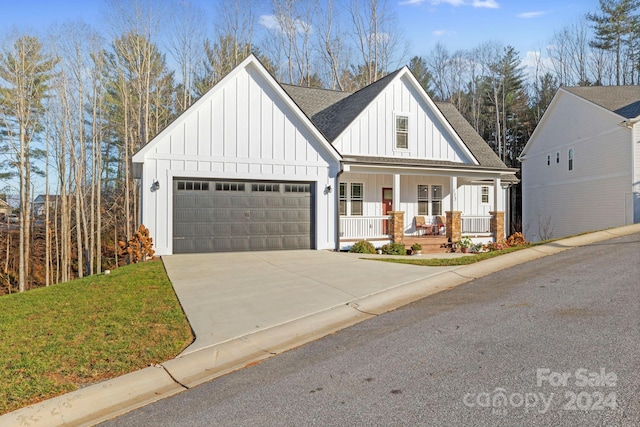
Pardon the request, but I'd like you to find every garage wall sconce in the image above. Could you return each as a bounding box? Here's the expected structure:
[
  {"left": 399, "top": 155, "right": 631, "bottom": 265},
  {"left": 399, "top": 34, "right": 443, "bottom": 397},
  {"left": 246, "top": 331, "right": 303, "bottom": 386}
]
[
  {"left": 325, "top": 185, "right": 332, "bottom": 194},
  {"left": 151, "top": 180, "right": 160, "bottom": 192}
]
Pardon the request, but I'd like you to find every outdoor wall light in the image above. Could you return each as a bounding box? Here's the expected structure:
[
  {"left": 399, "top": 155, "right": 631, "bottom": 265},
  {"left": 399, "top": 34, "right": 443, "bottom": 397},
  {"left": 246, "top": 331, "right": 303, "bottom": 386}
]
[
  {"left": 325, "top": 185, "right": 332, "bottom": 193},
  {"left": 151, "top": 180, "right": 160, "bottom": 192}
]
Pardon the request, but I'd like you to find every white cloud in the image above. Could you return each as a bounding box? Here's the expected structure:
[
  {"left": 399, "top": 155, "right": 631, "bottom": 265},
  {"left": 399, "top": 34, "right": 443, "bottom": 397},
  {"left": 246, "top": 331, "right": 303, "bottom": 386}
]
[
  {"left": 521, "top": 50, "right": 554, "bottom": 80},
  {"left": 517, "top": 11, "right": 546, "bottom": 19},
  {"left": 258, "top": 14, "right": 313, "bottom": 35},
  {"left": 425, "top": 0, "right": 498, "bottom": 8},
  {"left": 427, "top": 0, "right": 466, "bottom": 6},
  {"left": 259, "top": 15, "right": 279, "bottom": 31},
  {"left": 399, "top": 0, "right": 426, "bottom": 5},
  {"left": 472, "top": 0, "right": 498, "bottom": 8},
  {"left": 433, "top": 29, "right": 456, "bottom": 37}
]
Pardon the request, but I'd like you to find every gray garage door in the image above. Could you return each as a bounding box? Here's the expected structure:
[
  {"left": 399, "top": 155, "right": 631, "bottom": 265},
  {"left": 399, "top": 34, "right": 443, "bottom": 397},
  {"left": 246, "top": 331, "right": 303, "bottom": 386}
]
[{"left": 173, "top": 179, "right": 315, "bottom": 253}]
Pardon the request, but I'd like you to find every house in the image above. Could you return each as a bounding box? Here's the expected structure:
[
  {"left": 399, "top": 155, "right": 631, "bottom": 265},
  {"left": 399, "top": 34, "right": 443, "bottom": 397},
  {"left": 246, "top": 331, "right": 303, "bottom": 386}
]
[
  {"left": 133, "top": 55, "right": 517, "bottom": 255},
  {"left": 519, "top": 86, "right": 640, "bottom": 242},
  {"left": 0, "top": 198, "right": 11, "bottom": 218},
  {"left": 32, "top": 195, "right": 60, "bottom": 217}
]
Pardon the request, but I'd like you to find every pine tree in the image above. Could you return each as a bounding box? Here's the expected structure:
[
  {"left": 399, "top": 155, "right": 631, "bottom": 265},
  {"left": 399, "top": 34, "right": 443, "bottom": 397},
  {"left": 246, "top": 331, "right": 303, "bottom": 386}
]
[{"left": 587, "top": 0, "right": 640, "bottom": 85}]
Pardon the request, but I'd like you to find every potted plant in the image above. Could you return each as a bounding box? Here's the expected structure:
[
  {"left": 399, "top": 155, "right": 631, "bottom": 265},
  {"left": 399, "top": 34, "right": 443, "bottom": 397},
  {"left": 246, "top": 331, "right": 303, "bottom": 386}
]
[
  {"left": 458, "top": 236, "right": 473, "bottom": 253},
  {"left": 411, "top": 242, "right": 422, "bottom": 255}
]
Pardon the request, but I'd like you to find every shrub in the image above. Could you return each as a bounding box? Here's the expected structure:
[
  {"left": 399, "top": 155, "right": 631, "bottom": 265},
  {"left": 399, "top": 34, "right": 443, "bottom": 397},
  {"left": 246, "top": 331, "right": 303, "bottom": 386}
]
[
  {"left": 411, "top": 242, "right": 422, "bottom": 251},
  {"left": 118, "top": 224, "right": 156, "bottom": 264},
  {"left": 349, "top": 240, "right": 376, "bottom": 254},
  {"left": 381, "top": 242, "right": 407, "bottom": 255},
  {"left": 506, "top": 232, "right": 529, "bottom": 247},
  {"left": 485, "top": 240, "right": 508, "bottom": 252}
]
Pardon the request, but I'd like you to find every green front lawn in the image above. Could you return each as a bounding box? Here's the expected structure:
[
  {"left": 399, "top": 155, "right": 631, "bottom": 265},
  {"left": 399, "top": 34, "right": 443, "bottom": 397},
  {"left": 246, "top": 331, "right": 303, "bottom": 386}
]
[
  {"left": 364, "top": 246, "right": 525, "bottom": 266},
  {"left": 0, "top": 260, "right": 193, "bottom": 415}
]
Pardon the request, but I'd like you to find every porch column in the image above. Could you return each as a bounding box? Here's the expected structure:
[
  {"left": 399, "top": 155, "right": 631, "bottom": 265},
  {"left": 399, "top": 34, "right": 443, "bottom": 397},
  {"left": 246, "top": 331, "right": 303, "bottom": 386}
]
[
  {"left": 392, "top": 173, "right": 401, "bottom": 210},
  {"left": 446, "top": 211, "right": 462, "bottom": 242},
  {"left": 490, "top": 211, "right": 505, "bottom": 241},
  {"left": 390, "top": 211, "right": 405, "bottom": 244},
  {"left": 449, "top": 176, "right": 458, "bottom": 211},
  {"left": 493, "top": 177, "right": 502, "bottom": 211}
]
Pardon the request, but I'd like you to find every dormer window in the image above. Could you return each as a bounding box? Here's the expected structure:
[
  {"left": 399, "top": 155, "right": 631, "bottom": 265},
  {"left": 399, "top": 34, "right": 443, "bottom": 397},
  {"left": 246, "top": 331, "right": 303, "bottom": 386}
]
[{"left": 395, "top": 114, "right": 408, "bottom": 149}]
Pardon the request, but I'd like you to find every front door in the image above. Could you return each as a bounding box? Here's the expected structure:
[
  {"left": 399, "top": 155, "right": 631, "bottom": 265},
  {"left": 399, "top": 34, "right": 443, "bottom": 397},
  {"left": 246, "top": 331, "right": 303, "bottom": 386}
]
[{"left": 382, "top": 188, "right": 393, "bottom": 234}]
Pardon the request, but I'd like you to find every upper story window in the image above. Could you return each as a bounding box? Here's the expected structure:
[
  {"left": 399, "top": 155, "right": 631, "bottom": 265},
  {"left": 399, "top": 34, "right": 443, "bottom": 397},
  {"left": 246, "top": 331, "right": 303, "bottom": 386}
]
[
  {"left": 556, "top": 152, "right": 560, "bottom": 164},
  {"left": 547, "top": 155, "right": 550, "bottom": 166},
  {"left": 395, "top": 115, "right": 408, "bottom": 150},
  {"left": 568, "top": 148, "right": 574, "bottom": 171}
]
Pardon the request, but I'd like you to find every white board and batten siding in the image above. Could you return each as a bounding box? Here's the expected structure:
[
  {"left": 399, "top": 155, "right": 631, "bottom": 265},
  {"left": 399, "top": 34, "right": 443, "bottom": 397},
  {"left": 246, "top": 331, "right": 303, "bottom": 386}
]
[
  {"left": 522, "top": 90, "right": 634, "bottom": 242},
  {"left": 333, "top": 75, "right": 474, "bottom": 163},
  {"left": 136, "top": 61, "right": 340, "bottom": 255}
]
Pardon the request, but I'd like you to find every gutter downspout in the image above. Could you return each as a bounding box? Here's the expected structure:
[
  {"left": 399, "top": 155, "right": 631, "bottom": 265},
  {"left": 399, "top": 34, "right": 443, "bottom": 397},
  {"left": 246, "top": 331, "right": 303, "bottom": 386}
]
[{"left": 335, "top": 165, "right": 344, "bottom": 252}]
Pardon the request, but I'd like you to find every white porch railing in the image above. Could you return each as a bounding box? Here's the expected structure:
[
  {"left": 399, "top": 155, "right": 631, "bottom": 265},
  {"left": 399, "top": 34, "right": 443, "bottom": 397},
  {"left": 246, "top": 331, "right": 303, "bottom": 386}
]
[
  {"left": 340, "top": 215, "right": 392, "bottom": 239},
  {"left": 462, "top": 215, "right": 492, "bottom": 234}
]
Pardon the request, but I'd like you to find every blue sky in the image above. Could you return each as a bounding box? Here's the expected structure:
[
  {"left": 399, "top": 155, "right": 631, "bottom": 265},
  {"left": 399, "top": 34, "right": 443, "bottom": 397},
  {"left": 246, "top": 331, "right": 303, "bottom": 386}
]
[{"left": 1, "top": 0, "right": 601, "bottom": 63}]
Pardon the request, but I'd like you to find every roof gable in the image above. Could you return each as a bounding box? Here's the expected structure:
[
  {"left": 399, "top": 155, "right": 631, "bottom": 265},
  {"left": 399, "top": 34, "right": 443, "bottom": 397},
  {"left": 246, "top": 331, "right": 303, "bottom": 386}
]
[
  {"left": 520, "top": 86, "right": 640, "bottom": 158},
  {"left": 133, "top": 54, "right": 341, "bottom": 167},
  {"left": 563, "top": 85, "right": 640, "bottom": 119}
]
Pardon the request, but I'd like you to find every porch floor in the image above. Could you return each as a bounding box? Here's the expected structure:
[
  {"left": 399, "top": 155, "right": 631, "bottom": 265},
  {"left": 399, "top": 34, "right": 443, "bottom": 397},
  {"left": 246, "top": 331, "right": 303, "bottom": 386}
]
[{"left": 402, "top": 234, "right": 449, "bottom": 254}]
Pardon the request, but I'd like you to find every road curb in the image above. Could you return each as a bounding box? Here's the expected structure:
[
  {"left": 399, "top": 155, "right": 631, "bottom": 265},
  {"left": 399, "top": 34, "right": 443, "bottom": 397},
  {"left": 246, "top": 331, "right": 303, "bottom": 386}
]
[
  {"left": 2, "top": 223, "right": 639, "bottom": 426},
  {"left": 0, "top": 366, "right": 183, "bottom": 427}
]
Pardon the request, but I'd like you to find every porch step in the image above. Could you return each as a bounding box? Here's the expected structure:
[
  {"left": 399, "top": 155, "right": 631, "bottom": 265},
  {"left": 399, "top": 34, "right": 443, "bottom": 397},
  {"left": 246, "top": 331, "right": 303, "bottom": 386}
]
[{"left": 403, "top": 235, "right": 449, "bottom": 254}]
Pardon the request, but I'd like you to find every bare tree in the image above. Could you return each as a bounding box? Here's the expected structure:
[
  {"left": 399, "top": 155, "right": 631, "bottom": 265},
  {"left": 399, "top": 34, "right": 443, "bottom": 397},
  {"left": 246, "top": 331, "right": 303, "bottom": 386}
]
[
  {"left": 0, "top": 33, "right": 57, "bottom": 292},
  {"left": 348, "top": 0, "right": 406, "bottom": 86},
  {"left": 166, "top": 0, "right": 205, "bottom": 112},
  {"left": 315, "top": 0, "right": 350, "bottom": 90},
  {"left": 548, "top": 18, "right": 592, "bottom": 86}
]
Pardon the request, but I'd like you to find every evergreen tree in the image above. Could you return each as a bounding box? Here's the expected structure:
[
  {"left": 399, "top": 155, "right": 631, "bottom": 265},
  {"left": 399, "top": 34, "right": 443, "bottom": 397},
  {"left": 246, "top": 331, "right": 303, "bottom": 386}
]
[
  {"left": 408, "top": 56, "right": 435, "bottom": 97},
  {"left": 587, "top": 0, "right": 640, "bottom": 85}
]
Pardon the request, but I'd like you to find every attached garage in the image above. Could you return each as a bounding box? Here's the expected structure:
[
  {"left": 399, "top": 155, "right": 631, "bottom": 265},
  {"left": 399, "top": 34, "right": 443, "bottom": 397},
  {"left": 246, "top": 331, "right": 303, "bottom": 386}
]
[
  {"left": 132, "top": 55, "right": 341, "bottom": 255},
  {"left": 173, "top": 179, "right": 315, "bottom": 253}
]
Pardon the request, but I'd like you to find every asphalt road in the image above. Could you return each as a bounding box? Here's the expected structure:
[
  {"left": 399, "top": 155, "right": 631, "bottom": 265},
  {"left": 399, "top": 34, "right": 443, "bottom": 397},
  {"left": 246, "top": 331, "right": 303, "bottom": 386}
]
[{"left": 103, "top": 233, "right": 640, "bottom": 427}]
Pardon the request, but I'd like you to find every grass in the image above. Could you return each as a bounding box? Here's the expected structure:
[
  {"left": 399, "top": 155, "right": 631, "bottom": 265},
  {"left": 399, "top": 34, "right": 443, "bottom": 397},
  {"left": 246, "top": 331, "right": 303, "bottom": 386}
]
[
  {"left": 363, "top": 246, "right": 529, "bottom": 266},
  {"left": 0, "top": 259, "right": 193, "bottom": 415}
]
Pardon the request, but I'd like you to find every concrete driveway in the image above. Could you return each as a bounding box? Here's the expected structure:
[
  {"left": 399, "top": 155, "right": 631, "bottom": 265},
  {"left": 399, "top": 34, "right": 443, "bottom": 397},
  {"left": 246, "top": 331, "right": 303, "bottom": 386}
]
[{"left": 162, "top": 250, "right": 456, "bottom": 354}]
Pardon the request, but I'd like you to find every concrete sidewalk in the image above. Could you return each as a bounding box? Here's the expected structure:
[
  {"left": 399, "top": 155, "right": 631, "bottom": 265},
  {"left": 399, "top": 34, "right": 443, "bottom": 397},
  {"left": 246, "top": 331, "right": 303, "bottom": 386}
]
[{"left": 2, "top": 224, "right": 639, "bottom": 427}]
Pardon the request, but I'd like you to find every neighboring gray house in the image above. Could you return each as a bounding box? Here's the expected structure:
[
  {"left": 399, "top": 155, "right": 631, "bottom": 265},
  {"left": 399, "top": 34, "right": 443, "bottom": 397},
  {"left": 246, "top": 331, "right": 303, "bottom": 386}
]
[
  {"left": 32, "top": 195, "right": 60, "bottom": 217},
  {"left": 520, "top": 86, "right": 640, "bottom": 242},
  {"left": 133, "top": 55, "right": 517, "bottom": 255}
]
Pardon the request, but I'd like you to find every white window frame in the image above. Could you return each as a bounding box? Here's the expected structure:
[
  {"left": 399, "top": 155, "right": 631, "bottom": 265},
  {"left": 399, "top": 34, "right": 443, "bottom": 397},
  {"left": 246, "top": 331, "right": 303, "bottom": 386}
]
[
  {"left": 568, "top": 148, "right": 574, "bottom": 171},
  {"left": 394, "top": 113, "right": 409, "bottom": 150},
  {"left": 339, "top": 182, "right": 364, "bottom": 216},
  {"left": 417, "top": 185, "right": 429, "bottom": 215},
  {"left": 431, "top": 185, "right": 443, "bottom": 216},
  {"left": 481, "top": 186, "right": 489, "bottom": 204}
]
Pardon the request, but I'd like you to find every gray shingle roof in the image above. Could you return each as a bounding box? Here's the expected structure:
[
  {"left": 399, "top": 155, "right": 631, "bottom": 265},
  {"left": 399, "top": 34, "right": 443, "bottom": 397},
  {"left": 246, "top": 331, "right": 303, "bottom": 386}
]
[
  {"left": 434, "top": 102, "right": 509, "bottom": 170},
  {"left": 283, "top": 70, "right": 401, "bottom": 141},
  {"left": 280, "top": 85, "right": 351, "bottom": 119},
  {"left": 563, "top": 85, "right": 640, "bottom": 119},
  {"left": 282, "top": 71, "right": 513, "bottom": 173}
]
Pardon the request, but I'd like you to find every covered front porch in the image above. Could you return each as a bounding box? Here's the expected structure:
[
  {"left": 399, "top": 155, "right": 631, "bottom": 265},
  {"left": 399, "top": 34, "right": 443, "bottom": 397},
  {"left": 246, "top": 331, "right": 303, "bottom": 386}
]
[{"left": 337, "top": 162, "right": 510, "bottom": 251}]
